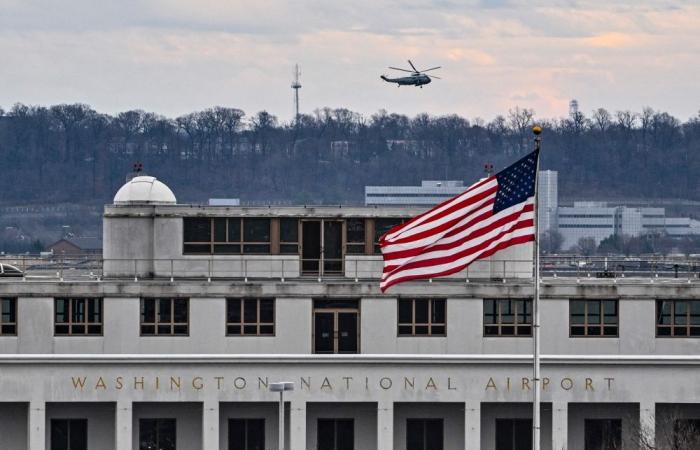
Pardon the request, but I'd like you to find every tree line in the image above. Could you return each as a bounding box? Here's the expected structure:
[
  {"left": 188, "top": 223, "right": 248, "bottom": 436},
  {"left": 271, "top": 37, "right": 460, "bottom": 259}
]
[{"left": 0, "top": 103, "right": 699, "bottom": 205}]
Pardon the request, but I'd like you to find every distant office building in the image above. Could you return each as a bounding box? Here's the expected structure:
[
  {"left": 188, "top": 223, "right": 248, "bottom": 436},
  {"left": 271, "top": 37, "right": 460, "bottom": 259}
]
[
  {"left": 208, "top": 198, "right": 241, "bottom": 206},
  {"left": 365, "top": 180, "right": 465, "bottom": 206},
  {"left": 538, "top": 170, "right": 558, "bottom": 233}
]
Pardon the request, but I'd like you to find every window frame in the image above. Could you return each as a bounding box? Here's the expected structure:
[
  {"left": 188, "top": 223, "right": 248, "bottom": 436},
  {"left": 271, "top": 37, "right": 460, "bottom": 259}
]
[
  {"left": 182, "top": 217, "right": 272, "bottom": 255},
  {"left": 569, "top": 299, "right": 619, "bottom": 338},
  {"left": 397, "top": 298, "right": 446, "bottom": 337},
  {"left": 0, "top": 297, "right": 17, "bottom": 336},
  {"left": 483, "top": 298, "right": 532, "bottom": 337},
  {"left": 226, "top": 298, "right": 275, "bottom": 336},
  {"left": 54, "top": 297, "right": 103, "bottom": 336},
  {"left": 656, "top": 299, "right": 700, "bottom": 337},
  {"left": 140, "top": 298, "right": 190, "bottom": 337}
]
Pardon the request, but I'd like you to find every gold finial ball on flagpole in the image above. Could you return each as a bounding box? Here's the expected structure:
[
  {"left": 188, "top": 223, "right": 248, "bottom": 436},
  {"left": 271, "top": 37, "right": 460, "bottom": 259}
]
[{"left": 532, "top": 125, "right": 542, "bottom": 135}]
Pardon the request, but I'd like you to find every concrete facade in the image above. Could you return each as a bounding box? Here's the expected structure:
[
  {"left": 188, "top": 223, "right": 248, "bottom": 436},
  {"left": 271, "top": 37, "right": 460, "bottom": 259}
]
[{"left": 1, "top": 188, "right": 699, "bottom": 450}]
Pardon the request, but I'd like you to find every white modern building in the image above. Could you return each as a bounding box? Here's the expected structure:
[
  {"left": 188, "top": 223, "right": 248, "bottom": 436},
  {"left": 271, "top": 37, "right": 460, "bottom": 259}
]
[
  {"left": 365, "top": 181, "right": 466, "bottom": 206},
  {"left": 1, "top": 176, "right": 700, "bottom": 450},
  {"left": 537, "top": 171, "right": 558, "bottom": 234}
]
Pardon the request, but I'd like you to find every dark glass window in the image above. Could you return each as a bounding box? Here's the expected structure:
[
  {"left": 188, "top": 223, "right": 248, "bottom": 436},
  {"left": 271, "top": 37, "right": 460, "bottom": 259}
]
[
  {"left": 317, "top": 419, "right": 353, "bottom": 450},
  {"left": 226, "top": 298, "right": 275, "bottom": 336},
  {"left": 280, "top": 218, "right": 299, "bottom": 254},
  {"left": 406, "top": 418, "right": 443, "bottom": 450},
  {"left": 51, "top": 419, "right": 87, "bottom": 450},
  {"left": 1, "top": 297, "right": 17, "bottom": 335},
  {"left": 346, "top": 218, "right": 366, "bottom": 254},
  {"left": 139, "top": 418, "right": 176, "bottom": 450},
  {"left": 570, "top": 300, "right": 619, "bottom": 337},
  {"left": 228, "top": 418, "right": 265, "bottom": 450},
  {"left": 484, "top": 299, "right": 532, "bottom": 336},
  {"left": 183, "top": 217, "right": 271, "bottom": 254},
  {"left": 496, "top": 419, "right": 532, "bottom": 450},
  {"left": 374, "top": 218, "right": 406, "bottom": 253},
  {"left": 141, "top": 298, "right": 189, "bottom": 336},
  {"left": 398, "top": 299, "right": 446, "bottom": 336},
  {"left": 657, "top": 300, "right": 700, "bottom": 337},
  {"left": 54, "top": 298, "right": 102, "bottom": 336},
  {"left": 584, "top": 419, "right": 622, "bottom": 450},
  {"left": 673, "top": 419, "right": 700, "bottom": 450}
]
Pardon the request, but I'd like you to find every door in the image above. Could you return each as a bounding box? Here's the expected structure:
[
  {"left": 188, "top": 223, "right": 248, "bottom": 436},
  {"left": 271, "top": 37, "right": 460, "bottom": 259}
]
[
  {"left": 317, "top": 419, "right": 354, "bottom": 450},
  {"left": 313, "top": 300, "right": 359, "bottom": 354},
  {"left": 301, "top": 220, "right": 344, "bottom": 276}
]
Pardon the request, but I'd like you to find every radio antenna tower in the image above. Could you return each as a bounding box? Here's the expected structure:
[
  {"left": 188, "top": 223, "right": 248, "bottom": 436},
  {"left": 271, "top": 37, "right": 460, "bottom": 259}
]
[{"left": 291, "top": 64, "right": 302, "bottom": 123}]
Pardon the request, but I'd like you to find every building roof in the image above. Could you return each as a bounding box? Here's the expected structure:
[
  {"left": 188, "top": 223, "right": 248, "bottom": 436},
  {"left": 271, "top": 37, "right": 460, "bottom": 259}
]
[
  {"left": 48, "top": 236, "right": 103, "bottom": 251},
  {"left": 113, "top": 176, "right": 176, "bottom": 205}
]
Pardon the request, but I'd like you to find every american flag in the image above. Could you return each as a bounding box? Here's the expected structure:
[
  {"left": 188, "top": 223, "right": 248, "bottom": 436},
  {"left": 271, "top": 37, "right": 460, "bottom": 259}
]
[{"left": 379, "top": 150, "right": 539, "bottom": 292}]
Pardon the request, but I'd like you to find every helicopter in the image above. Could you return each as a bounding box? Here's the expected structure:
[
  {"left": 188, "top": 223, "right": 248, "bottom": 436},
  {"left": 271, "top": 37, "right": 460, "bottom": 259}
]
[{"left": 380, "top": 60, "right": 441, "bottom": 88}]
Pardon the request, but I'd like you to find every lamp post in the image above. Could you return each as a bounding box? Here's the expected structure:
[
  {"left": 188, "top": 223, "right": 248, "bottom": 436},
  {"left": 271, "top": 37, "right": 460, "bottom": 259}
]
[{"left": 269, "top": 381, "right": 294, "bottom": 450}]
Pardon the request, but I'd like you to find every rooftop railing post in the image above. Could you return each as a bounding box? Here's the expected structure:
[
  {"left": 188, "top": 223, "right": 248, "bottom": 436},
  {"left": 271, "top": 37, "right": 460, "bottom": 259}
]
[
  {"left": 354, "top": 258, "right": 358, "bottom": 283},
  {"left": 244, "top": 259, "right": 248, "bottom": 283},
  {"left": 134, "top": 259, "right": 138, "bottom": 282},
  {"left": 170, "top": 259, "right": 174, "bottom": 282},
  {"left": 208, "top": 258, "right": 212, "bottom": 283},
  {"left": 281, "top": 259, "right": 285, "bottom": 283}
]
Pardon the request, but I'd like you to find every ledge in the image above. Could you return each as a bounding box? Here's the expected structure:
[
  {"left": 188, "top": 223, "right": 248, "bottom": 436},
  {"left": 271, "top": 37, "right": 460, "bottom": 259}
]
[{"left": 1, "top": 354, "right": 700, "bottom": 365}]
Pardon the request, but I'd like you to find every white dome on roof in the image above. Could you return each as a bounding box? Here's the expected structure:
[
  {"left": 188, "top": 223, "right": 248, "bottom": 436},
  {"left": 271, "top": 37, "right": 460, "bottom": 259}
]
[{"left": 113, "top": 176, "right": 176, "bottom": 205}]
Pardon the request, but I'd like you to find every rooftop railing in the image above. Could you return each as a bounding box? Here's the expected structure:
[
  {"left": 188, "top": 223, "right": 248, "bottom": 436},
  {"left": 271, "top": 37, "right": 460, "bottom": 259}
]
[{"left": 1, "top": 254, "right": 699, "bottom": 282}]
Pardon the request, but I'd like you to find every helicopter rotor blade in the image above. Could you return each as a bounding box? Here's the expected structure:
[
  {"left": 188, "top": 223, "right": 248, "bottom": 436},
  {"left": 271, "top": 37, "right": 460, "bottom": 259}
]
[
  {"left": 422, "top": 66, "right": 442, "bottom": 72},
  {"left": 389, "top": 67, "right": 414, "bottom": 73},
  {"left": 407, "top": 60, "right": 419, "bottom": 72},
  {"left": 428, "top": 74, "right": 441, "bottom": 79}
]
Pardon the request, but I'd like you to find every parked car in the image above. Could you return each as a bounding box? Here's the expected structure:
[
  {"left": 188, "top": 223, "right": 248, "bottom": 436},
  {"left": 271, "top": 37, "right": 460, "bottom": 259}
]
[{"left": 0, "top": 263, "right": 23, "bottom": 277}]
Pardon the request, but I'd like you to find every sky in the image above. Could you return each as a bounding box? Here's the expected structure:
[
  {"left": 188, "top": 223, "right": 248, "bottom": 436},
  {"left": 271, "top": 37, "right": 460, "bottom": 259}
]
[{"left": 1, "top": 0, "right": 699, "bottom": 123}]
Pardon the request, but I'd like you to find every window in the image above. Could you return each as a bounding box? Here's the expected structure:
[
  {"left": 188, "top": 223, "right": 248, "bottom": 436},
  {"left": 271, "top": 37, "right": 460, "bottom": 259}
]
[
  {"left": 657, "top": 300, "right": 700, "bottom": 337},
  {"left": 280, "top": 218, "right": 299, "bottom": 254},
  {"left": 317, "top": 419, "right": 353, "bottom": 450},
  {"left": 398, "top": 299, "right": 446, "bottom": 336},
  {"left": 496, "top": 419, "right": 532, "bottom": 450},
  {"left": 226, "top": 298, "right": 274, "bottom": 336},
  {"left": 584, "top": 419, "right": 621, "bottom": 450},
  {"left": 406, "top": 419, "right": 443, "bottom": 450},
  {"left": 141, "top": 298, "right": 189, "bottom": 336},
  {"left": 51, "top": 419, "right": 87, "bottom": 450},
  {"left": 228, "top": 418, "right": 265, "bottom": 450},
  {"left": 374, "top": 218, "right": 405, "bottom": 253},
  {"left": 1, "top": 297, "right": 17, "bottom": 335},
  {"left": 673, "top": 419, "right": 700, "bottom": 450},
  {"left": 139, "top": 418, "right": 176, "bottom": 450},
  {"left": 570, "top": 300, "right": 619, "bottom": 337},
  {"left": 346, "top": 218, "right": 366, "bottom": 254},
  {"left": 183, "top": 217, "right": 271, "bottom": 254},
  {"left": 484, "top": 299, "right": 532, "bottom": 336},
  {"left": 55, "top": 298, "right": 102, "bottom": 336}
]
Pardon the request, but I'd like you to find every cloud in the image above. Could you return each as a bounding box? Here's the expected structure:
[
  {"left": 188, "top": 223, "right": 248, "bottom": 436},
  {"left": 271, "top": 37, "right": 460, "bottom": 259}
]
[{"left": 0, "top": 0, "right": 699, "bottom": 121}]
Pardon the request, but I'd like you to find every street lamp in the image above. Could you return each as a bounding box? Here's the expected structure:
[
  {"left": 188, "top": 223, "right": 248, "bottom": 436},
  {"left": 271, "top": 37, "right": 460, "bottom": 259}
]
[{"left": 269, "top": 381, "right": 294, "bottom": 450}]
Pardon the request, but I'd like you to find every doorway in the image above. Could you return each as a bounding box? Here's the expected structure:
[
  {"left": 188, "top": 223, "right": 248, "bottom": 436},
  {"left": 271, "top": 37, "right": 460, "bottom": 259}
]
[
  {"left": 317, "top": 418, "right": 354, "bottom": 450},
  {"left": 313, "top": 299, "right": 359, "bottom": 354},
  {"left": 302, "top": 220, "right": 343, "bottom": 276}
]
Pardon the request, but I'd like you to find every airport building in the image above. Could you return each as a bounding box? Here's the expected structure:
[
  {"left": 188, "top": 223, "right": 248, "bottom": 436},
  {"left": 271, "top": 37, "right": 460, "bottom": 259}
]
[{"left": 1, "top": 176, "right": 700, "bottom": 450}]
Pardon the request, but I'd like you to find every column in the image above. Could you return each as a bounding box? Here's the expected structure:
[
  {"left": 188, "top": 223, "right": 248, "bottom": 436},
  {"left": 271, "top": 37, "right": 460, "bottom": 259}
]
[
  {"left": 639, "top": 401, "right": 655, "bottom": 448},
  {"left": 551, "top": 401, "right": 568, "bottom": 450},
  {"left": 27, "top": 400, "right": 45, "bottom": 450},
  {"left": 464, "top": 402, "right": 480, "bottom": 450},
  {"left": 202, "top": 400, "right": 219, "bottom": 450},
  {"left": 289, "top": 401, "right": 306, "bottom": 450},
  {"left": 377, "top": 401, "right": 393, "bottom": 450},
  {"left": 115, "top": 400, "right": 133, "bottom": 450}
]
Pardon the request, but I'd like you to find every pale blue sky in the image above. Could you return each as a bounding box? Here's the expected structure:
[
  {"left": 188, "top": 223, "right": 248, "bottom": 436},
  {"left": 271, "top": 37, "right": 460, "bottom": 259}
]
[{"left": 1, "top": 0, "right": 698, "bottom": 122}]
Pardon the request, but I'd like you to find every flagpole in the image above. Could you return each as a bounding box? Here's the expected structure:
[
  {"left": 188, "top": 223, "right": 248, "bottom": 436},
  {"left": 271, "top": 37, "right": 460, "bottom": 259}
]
[{"left": 532, "top": 125, "right": 542, "bottom": 450}]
